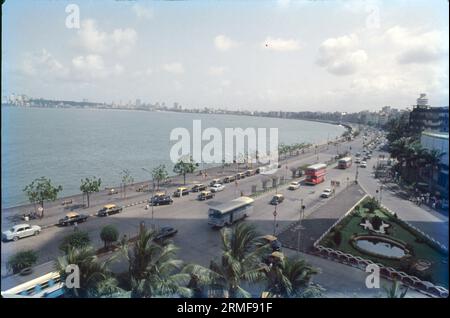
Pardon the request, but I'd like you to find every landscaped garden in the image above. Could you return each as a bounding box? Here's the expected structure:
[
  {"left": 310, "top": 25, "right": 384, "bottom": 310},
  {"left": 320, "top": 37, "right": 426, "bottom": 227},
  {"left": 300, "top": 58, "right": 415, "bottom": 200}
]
[{"left": 319, "top": 197, "right": 448, "bottom": 288}]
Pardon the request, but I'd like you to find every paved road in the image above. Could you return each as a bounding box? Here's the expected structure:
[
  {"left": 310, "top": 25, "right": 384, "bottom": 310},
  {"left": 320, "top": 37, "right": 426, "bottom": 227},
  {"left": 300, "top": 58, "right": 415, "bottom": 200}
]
[
  {"left": 1, "top": 136, "right": 362, "bottom": 273},
  {"left": 2, "top": 129, "right": 442, "bottom": 297},
  {"left": 277, "top": 184, "right": 366, "bottom": 252}
]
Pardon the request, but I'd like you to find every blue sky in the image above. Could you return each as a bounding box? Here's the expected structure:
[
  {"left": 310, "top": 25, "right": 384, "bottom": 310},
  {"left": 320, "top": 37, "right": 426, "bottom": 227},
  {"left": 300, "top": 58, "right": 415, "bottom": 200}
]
[{"left": 2, "top": 0, "right": 449, "bottom": 111}]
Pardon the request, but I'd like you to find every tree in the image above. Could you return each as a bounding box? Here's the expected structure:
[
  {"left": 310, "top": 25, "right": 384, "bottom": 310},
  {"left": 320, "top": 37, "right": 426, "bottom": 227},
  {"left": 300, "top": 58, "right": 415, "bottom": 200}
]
[
  {"left": 371, "top": 215, "right": 383, "bottom": 231},
  {"left": 7, "top": 250, "right": 38, "bottom": 274},
  {"left": 59, "top": 231, "right": 91, "bottom": 253},
  {"left": 121, "top": 226, "right": 192, "bottom": 298},
  {"left": 383, "top": 280, "right": 408, "bottom": 298},
  {"left": 365, "top": 197, "right": 379, "bottom": 213},
  {"left": 121, "top": 169, "right": 134, "bottom": 199},
  {"left": 100, "top": 225, "right": 119, "bottom": 249},
  {"left": 152, "top": 164, "right": 169, "bottom": 190},
  {"left": 264, "top": 256, "right": 321, "bottom": 298},
  {"left": 173, "top": 157, "right": 197, "bottom": 185},
  {"left": 184, "top": 223, "right": 270, "bottom": 298},
  {"left": 23, "top": 177, "right": 63, "bottom": 218},
  {"left": 80, "top": 177, "right": 101, "bottom": 208},
  {"left": 55, "top": 246, "right": 120, "bottom": 298}
]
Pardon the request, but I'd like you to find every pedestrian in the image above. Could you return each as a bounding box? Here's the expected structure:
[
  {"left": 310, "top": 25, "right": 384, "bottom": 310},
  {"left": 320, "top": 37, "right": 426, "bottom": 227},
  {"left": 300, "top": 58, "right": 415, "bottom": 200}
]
[
  {"left": 145, "top": 204, "right": 149, "bottom": 210},
  {"left": 74, "top": 222, "right": 78, "bottom": 231}
]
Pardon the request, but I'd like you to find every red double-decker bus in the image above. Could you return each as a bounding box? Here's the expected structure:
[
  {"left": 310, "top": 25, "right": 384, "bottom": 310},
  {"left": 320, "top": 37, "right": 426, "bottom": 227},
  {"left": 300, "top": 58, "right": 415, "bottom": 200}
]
[{"left": 305, "top": 163, "right": 327, "bottom": 185}]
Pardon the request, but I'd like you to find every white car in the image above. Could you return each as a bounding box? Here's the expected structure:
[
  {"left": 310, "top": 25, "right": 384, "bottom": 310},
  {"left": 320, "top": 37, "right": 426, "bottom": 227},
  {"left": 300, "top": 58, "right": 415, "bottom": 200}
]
[
  {"left": 360, "top": 161, "right": 367, "bottom": 168},
  {"left": 321, "top": 188, "right": 333, "bottom": 198},
  {"left": 288, "top": 181, "right": 301, "bottom": 190},
  {"left": 210, "top": 183, "right": 225, "bottom": 192},
  {"left": 2, "top": 224, "right": 41, "bottom": 242}
]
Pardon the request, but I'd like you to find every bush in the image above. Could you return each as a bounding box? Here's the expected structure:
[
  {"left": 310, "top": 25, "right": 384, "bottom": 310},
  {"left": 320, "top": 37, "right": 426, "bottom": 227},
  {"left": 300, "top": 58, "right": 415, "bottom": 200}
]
[
  {"left": 365, "top": 197, "right": 379, "bottom": 214},
  {"left": 59, "top": 231, "right": 90, "bottom": 253},
  {"left": 100, "top": 225, "right": 119, "bottom": 249},
  {"left": 371, "top": 215, "right": 383, "bottom": 231},
  {"left": 7, "top": 250, "right": 38, "bottom": 274}
]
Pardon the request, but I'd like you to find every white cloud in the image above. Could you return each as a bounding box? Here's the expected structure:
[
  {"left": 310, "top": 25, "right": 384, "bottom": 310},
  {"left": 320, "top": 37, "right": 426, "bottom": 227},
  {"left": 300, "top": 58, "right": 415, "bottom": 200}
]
[
  {"left": 208, "top": 66, "right": 227, "bottom": 76},
  {"left": 163, "top": 62, "right": 184, "bottom": 74},
  {"left": 384, "top": 26, "right": 447, "bottom": 65},
  {"left": 262, "top": 37, "right": 301, "bottom": 51},
  {"left": 21, "top": 49, "right": 69, "bottom": 79},
  {"left": 76, "top": 19, "right": 137, "bottom": 56},
  {"left": 317, "top": 34, "right": 368, "bottom": 75},
  {"left": 214, "top": 35, "right": 238, "bottom": 51},
  {"left": 132, "top": 4, "right": 153, "bottom": 20}
]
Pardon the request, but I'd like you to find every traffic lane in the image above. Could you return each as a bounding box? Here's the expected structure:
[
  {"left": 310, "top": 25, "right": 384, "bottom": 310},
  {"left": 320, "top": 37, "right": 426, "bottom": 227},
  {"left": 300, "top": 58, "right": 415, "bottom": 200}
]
[
  {"left": 1, "top": 160, "right": 357, "bottom": 273},
  {"left": 1, "top": 138, "right": 365, "bottom": 273}
]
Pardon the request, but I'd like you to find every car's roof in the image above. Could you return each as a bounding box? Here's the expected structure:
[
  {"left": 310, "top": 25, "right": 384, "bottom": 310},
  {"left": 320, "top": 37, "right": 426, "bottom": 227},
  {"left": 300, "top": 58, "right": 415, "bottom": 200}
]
[
  {"left": 12, "top": 224, "right": 31, "bottom": 229},
  {"left": 263, "top": 234, "right": 278, "bottom": 241},
  {"left": 323, "top": 188, "right": 332, "bottom": 191},
  {"left": 290, "top": 181, "right": 300, "bottom": 184},
  {"left": 212, "top": 183, "right": 222, "bottom": 186},
  {"left": 200, "top": 191, "right": 211, "bottom": 194},
  {"left": 154, "top": 192, "right": 166, "bottom": 196},
  {"left": 273, "top": 194, "right": 284, "bottom": 198},
  {"left": 177, "top": 187, "right": 187, "bottom": 190},
  {"left": 66, "top": 212, "right": 79, "bottom": 217},
  {"left": 104, "top": 204, "right": 117, "bottom": 209}
]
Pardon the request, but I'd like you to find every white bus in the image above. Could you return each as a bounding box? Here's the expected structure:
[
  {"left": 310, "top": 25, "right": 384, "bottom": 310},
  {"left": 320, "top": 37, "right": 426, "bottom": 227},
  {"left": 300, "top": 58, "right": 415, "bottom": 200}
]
[
  {"left": 1, "top": 271, "right": 64, "bottom": 298},
  {"left": 208, "top": 197, "right": 254, "bottom": 228},
  {"left": 338, "top": 157, "right": 352, "bottom": 169}
]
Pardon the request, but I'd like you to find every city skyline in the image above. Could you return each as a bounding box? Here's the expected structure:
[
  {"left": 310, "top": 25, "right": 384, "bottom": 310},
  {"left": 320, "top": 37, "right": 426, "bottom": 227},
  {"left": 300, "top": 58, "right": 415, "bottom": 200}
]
[{"left": 2, "top": 0, "right": 449, "bottom": 112}]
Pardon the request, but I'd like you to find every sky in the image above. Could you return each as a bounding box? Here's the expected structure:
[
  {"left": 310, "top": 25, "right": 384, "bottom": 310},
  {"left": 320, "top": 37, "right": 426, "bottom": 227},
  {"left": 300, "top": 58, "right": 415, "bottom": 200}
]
[{"left": 2, "top": 0, "right": 449, "bottom": 112}]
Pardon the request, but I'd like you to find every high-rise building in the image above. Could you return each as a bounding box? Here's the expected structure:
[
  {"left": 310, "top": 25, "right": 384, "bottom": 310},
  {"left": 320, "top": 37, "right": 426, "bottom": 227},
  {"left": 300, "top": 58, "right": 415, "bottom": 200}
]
[{"left": 409, "top": 94, "right": 449, "bottom": 133}]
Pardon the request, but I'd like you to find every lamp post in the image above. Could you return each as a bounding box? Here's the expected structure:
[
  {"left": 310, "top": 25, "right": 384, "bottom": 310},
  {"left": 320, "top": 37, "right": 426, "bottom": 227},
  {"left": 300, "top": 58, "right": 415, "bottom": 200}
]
[
  {"left": 355, "top": 164, "right": 359, "bottom": 183},
  {"left": 142, "top": 167, "right": 155, "bottom": 229},
  {"left": 297, "top": 198, "right": 305, "bottom": 255},
  {"left": 272, "top": 206, "right": 277, "bottom": 236}
]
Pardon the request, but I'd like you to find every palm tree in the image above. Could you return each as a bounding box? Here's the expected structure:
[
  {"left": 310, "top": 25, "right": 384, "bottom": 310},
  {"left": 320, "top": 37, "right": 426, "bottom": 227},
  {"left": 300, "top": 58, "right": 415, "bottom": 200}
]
[
  {"left": 425, "top": 149, "right": 445, "bottom": 192},
  {"left": 264, "top": 256, "right": 321, "bottom": 298},
  {"left": 184, "top": 223, "right": 270, "bottom": 298},
  {"left": 384, "top": 280, "right": 408, "bottom": 298},
  {"left": 55, "top": 246, "right": 120, "bottom": 298},
  {"left": 121, "top": 226, "right": 192, "bottom": 298}
]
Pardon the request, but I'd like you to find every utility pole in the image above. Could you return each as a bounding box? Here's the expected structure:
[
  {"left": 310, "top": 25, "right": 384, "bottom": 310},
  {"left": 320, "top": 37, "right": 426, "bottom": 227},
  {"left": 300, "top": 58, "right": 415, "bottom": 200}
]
[{"left": 273, "top": 207, "right": 277, "bottom": 236}]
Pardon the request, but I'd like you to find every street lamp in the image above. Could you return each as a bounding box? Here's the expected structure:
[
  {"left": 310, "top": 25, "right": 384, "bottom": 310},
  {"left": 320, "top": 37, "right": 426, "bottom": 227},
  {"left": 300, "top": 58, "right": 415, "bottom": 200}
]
[
  {"left": 355, "top": 164, "right": 359, "bottom": 183},
  {"left": 142, "top": 167, "right": 156, "bottom": 229},
  {"left": 297, "top": 198, "right": 305, "bottom": 255},
  {"left": 272, "top": 206, "right": 278, "bottom": 236}
]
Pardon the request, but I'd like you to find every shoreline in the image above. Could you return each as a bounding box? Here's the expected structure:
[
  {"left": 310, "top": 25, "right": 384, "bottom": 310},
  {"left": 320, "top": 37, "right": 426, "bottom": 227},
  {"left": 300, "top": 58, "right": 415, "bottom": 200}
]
[{"left": 1, "top": 106, "right": 352, "bottom": 210}]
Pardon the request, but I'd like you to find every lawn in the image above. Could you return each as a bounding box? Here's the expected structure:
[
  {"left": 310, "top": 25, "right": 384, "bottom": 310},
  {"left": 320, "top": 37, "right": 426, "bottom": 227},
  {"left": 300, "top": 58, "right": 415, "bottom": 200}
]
[{"left": 319, "top": 198, "right": 448, "bottom": 288}]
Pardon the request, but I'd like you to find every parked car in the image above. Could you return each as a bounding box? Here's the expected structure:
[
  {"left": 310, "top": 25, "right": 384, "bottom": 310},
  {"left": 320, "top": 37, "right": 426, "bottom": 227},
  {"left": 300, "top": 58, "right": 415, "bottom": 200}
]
[
  {"left": 222, "top": 176, "right": 236, "bottom": 183},
  {"left": 355, "top": 158, "right": 361, "bottom": 164},
  {"left": 210, "top": 183, "right": 225, "bottom": 192},
  {"left": 154, "top": 226, "right": 178, "bottom": 241},
  {"left": 2, "top": 224, "right": 41, "bottom": 242},
  {"left": 58, "top": 212, "right": 89, "bottom": 226},
  {"left": 321, "top": 188, "right": 333, "bottom": 198},
  {"left": 108, "top": 188, "right": 118, "bottom": 195},
  {"left": 198, "top": 190, "right": 215, "bottom": 201},
  {"left": 236, "top": 172, "right": 246, "bottom": 180},
  {"left": 173, "top": 187, "right": 189, "bottom": 197},
  {"left": 98, "top": 204, "right": 123, "bottom": 216},
  {"left": 360, "top": 161, "right": 367, "bottom": 168},
  {"left": 270, "top": 194, "right": 284, "bottom": 205},
  {"left": 150, "top": 193, "right": 173, "bottom": 206},
  {"left": 245, "top": 169, "right": 255, "bottom": 177},
  {"left": 191, "top": 183, "right": 207, "bottom": 192},
  {"left": 209, "top": 179, "right": 221, "bottom": 186},
  {"left": 288, "top": 181, "right": 301, "bottom": 190}
]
